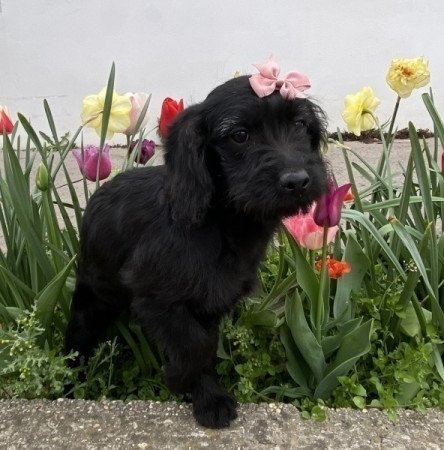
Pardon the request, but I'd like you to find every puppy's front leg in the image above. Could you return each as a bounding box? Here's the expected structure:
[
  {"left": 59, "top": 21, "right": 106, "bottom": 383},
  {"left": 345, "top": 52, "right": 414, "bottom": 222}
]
[{"left": 134, "top": 301, "right": 237, "bottom": 428}]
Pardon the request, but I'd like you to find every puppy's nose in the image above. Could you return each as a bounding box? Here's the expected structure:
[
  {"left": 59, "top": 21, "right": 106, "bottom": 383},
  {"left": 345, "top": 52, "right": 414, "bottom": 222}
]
[{"left": 280, "top": 170, "right": 310, "bottom": 192}]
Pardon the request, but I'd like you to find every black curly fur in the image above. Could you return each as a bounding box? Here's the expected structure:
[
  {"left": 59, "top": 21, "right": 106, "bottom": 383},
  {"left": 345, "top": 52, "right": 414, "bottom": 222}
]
[{"left": 65, "top": 75, "right": 328, "bottom": 428}]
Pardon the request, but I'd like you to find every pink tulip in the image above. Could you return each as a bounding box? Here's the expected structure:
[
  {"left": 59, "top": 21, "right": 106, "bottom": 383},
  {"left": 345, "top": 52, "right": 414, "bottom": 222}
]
[
  {"left": 283, "top": 207, "right": 339, "bottom": 250},
  {"left": 72, "top": 145, "right": 112, "bottom": 182},
  {"left": 313, "top": 179, "right": 353, "bottom": 228},
  {"left": 124, "top": 92, "right": 150, "bottom": 136}
]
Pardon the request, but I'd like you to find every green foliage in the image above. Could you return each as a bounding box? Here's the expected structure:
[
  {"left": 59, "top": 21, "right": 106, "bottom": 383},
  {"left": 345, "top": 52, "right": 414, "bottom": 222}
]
[
  {"left": 217, "top": 313, "right": 290, "bottom": 402},
  {"left": 0, "top": 64, "right": 443, "bottom": 420},
  {"left": 0, "top": 308, "right": 76, "bottom": 398}
]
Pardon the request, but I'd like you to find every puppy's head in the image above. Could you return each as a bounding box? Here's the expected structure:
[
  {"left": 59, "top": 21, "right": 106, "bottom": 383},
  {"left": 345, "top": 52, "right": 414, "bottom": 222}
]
[{"left": 164, "top": 75, "right": 328, "bottom": 224}]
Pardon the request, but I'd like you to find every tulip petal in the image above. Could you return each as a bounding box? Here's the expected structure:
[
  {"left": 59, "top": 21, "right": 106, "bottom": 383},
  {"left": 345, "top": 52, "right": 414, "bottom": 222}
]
[{"left": 328, "top": 183, "right": 352, "bottom": 226}]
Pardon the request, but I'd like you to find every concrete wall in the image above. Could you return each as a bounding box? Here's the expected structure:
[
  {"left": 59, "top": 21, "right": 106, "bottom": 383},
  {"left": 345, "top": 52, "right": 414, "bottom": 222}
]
[{"left": 1, "top": 0, "right": 443, "bottom": 144}]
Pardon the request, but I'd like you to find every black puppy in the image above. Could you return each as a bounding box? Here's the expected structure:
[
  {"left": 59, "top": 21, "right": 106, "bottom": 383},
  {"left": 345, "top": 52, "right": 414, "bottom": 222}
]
[{"left": 65, "top": 74, "right": 328, "bottom": 428}]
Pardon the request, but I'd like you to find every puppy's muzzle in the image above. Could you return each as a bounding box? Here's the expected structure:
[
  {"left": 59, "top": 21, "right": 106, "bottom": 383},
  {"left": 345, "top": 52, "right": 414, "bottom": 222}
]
[{"left": 279, "top": 169, "right": 310, "bottom": 194}]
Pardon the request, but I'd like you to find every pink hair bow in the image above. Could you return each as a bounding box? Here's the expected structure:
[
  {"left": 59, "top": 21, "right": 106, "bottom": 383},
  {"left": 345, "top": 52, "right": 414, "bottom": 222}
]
[{"left": 249, "top": 58, "right": 311, "bottom": 100}]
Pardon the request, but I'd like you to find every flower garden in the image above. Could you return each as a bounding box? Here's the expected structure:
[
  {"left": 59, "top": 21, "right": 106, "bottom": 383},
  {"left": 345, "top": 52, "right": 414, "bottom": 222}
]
[{"left": 0, "top": 57, "right": 443, "bottom": 422}]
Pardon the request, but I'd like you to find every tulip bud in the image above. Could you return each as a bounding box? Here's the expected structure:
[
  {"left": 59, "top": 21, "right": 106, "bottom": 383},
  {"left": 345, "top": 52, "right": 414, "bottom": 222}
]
[
  {"left": 0, "top": 106, "right": 14, "bottom": 135},
  {"left": 158, "top": 97, "right": 184, "bottom": 139},
  {"left": 129, "top": 139, "right": 156, "bottom": 165},
  {"left": 36, "top": 162, "right": 49, "bottom": 191}
]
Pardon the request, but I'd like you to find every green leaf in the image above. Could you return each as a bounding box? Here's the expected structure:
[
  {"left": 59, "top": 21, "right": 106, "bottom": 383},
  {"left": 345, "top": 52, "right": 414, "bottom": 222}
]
[
  {"left": 43, "top": 99, "right": 60, "bottom": 151},
  {"left": 314, "top": 319, "right": 373, "bottom": 399},
  {"left": 2, "top": 136, "right": 54, "bottom": 278},
  {"left": 334, "top": 233, "right": 370, "bottom": 320},
  {"left": 422, "top": 93, "right": 444, "bottom": 148},
  {"left": 17, "top": 114, "right": 44, "bottom": 153},
  {"left": 35, "top": 256, "right": 76, "bottom": 345},
  {"left": 244, "top": 309, "right": 277, "bottom": 327},
  {"left": 432, "top": 344, "right": 444, "bottom": 383},
  {"left": 321, "top": 317, "right": 363, "bottom": 357},
  {"left": 400, "top": 304, "right": 432, "bottom": 337},
  {"left": 285, "top": 293, "right": 326, "bottom": 383},
  {"left": 99, "top": 62, "right": 116, "bottom": 151},
  {"left": 352, "top": 396, "right": 366, "bottom": 409},
  {"left": 115, "top": 320, "right": 149, "bottom": 374},
  {"left": 259, "top": 385, "right": 311, "bottom": 399},
  {"left": 284, "top": 231, "right": 319, "bottom": 312},
  {"left": 279, "top": 324, "right": 309, "bottom": 389},
  {"left": 390, "top": 217, "right": 444, "bottom": 332},
  {"left": 342, "top": 209, "right": 405, "bottom": 276}
]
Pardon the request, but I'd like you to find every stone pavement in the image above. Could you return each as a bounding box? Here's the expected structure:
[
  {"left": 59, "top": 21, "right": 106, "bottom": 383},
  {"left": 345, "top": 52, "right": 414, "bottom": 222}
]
[{"left": 1, "top": 400, "right": 443, "bottom": 449}]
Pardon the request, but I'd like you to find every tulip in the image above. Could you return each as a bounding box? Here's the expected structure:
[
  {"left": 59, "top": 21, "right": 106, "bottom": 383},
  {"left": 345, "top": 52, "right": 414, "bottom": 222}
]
[
  {"left": 386, "top": 57, "right": 430, "bottom": 98},
  {"left": 283, "top": 207, "right": 338, "bottom": 250},
  {"left": 341, "top": 87, "right": 380, "bottom": 136},
  {"left": 313, "top": 180, "right": 353, "bottom": 228},
  {"left": 129, "top": 139, "right": 156, "bottom": 165},
  {"left": 72, "top": 145, "right": 112, "bottom": 182},
  {"left": 158, "top": 97, "right": 184, "bottom": 139},
  {"left": 81, "top": 87, "right": 132, "bottom": 139},
  {"left": 0, "top": 106, "right": 14, "bottom": 134},
  {"left": 35, "top": 162, "right": 49, "bottom": 191},
  {"left": 124, "top": 92, "right": 150, "bottom": 136},
  {"left": 315, "top": 256, "right": 351, "bottom": 279}
]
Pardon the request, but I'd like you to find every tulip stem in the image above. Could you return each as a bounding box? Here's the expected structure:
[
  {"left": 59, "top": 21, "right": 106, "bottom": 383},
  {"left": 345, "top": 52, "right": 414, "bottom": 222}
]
[
  {"left": 315, "top": 226, "right": 329, "bottom": 343},
  {"left": 386, "top": 96, "right": 401, "bottom": 146}
]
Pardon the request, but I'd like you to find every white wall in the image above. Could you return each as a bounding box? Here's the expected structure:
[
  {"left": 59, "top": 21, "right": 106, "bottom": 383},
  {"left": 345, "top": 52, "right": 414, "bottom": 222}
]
[{"left": 1, "top": 0, "right": 443, "bottom": 144}]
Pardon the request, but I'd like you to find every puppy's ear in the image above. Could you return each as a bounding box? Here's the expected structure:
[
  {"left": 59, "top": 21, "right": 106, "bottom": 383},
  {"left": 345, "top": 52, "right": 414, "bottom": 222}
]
[{"left": 164, "top": 104, "right": 213, "bottom": 225}]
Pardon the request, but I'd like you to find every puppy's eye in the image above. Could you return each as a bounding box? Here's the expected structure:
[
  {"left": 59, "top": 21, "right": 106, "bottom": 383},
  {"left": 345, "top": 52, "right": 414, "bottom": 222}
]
[
  {"left": 231, "top": 130, "right": 249, "bottom": 144},
  {"left": 294, "top": 119, "right": 307, "bottom": 128}
]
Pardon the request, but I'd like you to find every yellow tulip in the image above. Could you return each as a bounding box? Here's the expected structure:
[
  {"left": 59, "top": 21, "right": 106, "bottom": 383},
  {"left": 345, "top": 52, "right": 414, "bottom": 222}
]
[
  {"left": 81, "top": 87, "right": 132, "bottom": 139},
  {"left": 341, "top": 87, "right": 380, "bottom": 136},
  {"left": 386, "top": 57, "right": 430, "bottom": 98}
]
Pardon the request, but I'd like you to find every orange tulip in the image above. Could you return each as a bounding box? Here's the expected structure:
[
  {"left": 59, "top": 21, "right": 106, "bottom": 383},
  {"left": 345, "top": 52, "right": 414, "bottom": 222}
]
[{"left": 315, "top": 256, "right": 351, "bottom": 279}]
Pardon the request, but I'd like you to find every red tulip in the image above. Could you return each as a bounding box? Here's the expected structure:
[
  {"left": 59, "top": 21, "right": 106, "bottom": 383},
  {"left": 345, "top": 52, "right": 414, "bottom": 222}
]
[
  {"left": 313, "top": 179, "right": 353, "bottom": 227},
  {"left": 72, "top": 145, "right": 112, "bottom": 182},
  {"left": 158, "top": 97, "right": 184, "bottom": 139},
  {"left": 315, "top": 256, "right": 351, "bottom": 279},
  {"left": 0, "top": 106, "right": 14, "bottom": 134}
]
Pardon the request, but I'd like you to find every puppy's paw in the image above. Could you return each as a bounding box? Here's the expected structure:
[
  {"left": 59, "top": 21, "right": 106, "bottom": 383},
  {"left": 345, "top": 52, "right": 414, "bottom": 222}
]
[{"left": 192, "top": 391, "right": 238, "bottom": 428}]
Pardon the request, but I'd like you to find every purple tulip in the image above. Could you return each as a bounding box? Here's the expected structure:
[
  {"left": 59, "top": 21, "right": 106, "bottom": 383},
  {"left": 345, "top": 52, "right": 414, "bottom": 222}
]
[
  {"left": 313, "top": 179, "right": 353, "bottom": 227},
  {"left": 72, "top": 145, "right": 112, "bottom": 182},
  {"left": 129, "top": 139, "right": 156, "bottom": 165}
]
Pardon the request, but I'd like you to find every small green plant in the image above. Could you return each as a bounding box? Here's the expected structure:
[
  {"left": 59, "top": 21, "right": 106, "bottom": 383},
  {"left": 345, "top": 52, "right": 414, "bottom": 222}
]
[{"left": 0, "top": 308, "right": 76, "bottom": 398}]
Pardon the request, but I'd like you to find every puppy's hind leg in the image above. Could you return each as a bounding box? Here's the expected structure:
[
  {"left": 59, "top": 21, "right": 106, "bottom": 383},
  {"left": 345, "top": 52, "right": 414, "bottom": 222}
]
[{"left": 134, "top": 300, "right": 237, "bottom": 428}]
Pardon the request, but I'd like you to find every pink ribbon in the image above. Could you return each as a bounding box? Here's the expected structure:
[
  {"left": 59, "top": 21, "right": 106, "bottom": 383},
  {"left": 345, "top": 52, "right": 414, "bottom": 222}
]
[{"left": 249, "top": 58, "right": 311, "bottom": 100}]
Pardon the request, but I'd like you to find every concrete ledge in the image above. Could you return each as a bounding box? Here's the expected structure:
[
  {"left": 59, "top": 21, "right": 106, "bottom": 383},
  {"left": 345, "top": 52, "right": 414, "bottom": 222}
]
[{"left": 1, "top": 399, "right": 443, "bottom": 449}]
